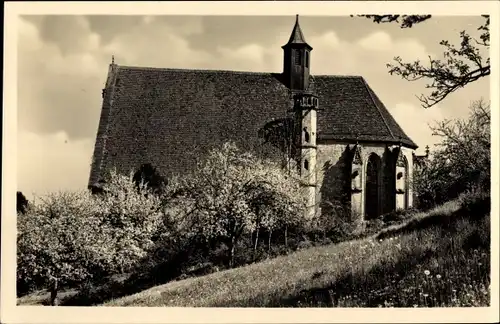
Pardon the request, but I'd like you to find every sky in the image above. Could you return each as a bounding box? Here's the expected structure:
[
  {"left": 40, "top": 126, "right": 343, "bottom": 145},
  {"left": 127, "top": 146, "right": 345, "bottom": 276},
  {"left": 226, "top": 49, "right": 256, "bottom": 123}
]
[{"left": 17, "top": 15, "right": 490, "bottom": 200}]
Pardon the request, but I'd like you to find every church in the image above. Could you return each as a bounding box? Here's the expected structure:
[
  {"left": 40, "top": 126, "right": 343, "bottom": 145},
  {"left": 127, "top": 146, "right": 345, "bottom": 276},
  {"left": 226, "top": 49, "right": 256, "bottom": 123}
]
[{"left": 89, "top": 15, "right": 418, "bottom": 224}]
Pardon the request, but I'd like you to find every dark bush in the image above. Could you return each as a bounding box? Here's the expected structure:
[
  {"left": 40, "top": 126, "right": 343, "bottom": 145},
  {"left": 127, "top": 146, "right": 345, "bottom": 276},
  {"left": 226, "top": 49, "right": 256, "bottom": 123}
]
[
  {"left": 459, "top": 191, "right": 491, "bottom": 218},
  {"left": 17, "top": 191, "right": 29, "bottom": 214},
  {"left": 380, "top": 207, "right": 418, "bottom": 223},
  {"left": 133, "top": 163, "right": 166, "bottom": 195}
]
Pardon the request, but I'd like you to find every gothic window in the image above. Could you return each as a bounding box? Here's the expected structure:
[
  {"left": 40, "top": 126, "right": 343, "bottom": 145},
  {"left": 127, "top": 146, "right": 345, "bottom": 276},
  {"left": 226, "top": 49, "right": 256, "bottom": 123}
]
[
  {"left": 305, "top": 51, "right": 309, "bottom": 68},
  {"left": 365, "top": 153, "right": 381, "bottom": 219},
  {"left": 351, "top": 170, "right": 361, "bottom": 191},
  {"left": 304, "top": 159, "right": 309, "bottom": 170},
  {"left": 304, "top": 128, "right": 310, "bottom": 143},
  {"left": 396, "top": 154, "right": 408, "bottom": 194},
  {"left": 351, "top": 145, "right": 363, "bottom": 193},
  {"left": 295, "top": 50, "right": 302, "bottom": 65}
]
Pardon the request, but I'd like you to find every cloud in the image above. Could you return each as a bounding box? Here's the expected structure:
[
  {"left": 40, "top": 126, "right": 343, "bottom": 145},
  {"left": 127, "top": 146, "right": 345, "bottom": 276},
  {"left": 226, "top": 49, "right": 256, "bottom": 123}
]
[
  {"left": 357, "top": 30, "right": 430, "bottom": 62},
  {"left": 102, "top": 20, "right": 210, "bottom": 68},
  {"left": 308, "top": 29, "right": 432, "bottom": 76},
  {"left": 18, "top": 17, "right": 106, "bottom": 141},
  {"left": 313, "top": 31, "right": 341, "bottom": 49},
  {"left": 18, "top": 17, "right": 44, "bottom": 52},
  {"left": 216, "top": 43, "right": 269, "bottom": 71},
  {"left": 17, "top": 130, "right": 94, "bottom": 200},
  {"left": 357, "top": 31, "right": 393, "bottom": 51},
  {"left": 38, "top": 16, "right": 100, "bottom": 55}
]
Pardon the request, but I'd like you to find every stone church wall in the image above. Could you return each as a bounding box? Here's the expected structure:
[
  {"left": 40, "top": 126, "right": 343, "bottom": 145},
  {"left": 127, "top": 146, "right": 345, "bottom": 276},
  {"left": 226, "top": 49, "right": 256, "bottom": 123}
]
[{"left": 315, "top": 141, "right": 414, "bottom": 223}]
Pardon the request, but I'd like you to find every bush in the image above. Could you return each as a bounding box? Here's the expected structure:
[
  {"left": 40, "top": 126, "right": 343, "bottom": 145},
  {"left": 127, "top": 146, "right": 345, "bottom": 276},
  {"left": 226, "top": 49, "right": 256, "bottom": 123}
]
[
  {"left": 162, "top": 142, "right": 306, "bottom": 268},
  {"left": 459, "top": 190, "right": 490, "bottom": 218},
  {"left": 17, "top": 191, "right": 99, "bottom": 296},
  {"left": 380, "top": 207, "right": 418, "bottom": 223},
  {"left": 309, "top": 201, "right": 360, "bottom": 244},
  {"left": 297, "top": 239, "right": 314, "bottom": 251},
  {"left": 17, "top": 170, "right": 163, "bottom": 304},
  {"left": 412, "top": 100, "right": 490, "bottom": 209},
  {"left": 133, "top": 163, "right": 166, "bottom": 195},
  {"left": 17, "top": 191, "right": 29, "bottom": 214}
]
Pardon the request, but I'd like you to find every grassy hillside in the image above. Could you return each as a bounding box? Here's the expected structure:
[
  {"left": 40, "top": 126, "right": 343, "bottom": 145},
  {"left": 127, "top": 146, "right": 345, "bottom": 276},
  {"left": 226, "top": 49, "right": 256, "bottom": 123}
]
[{"left": 103, "top": 199, "right": 490, "bottom": 307}]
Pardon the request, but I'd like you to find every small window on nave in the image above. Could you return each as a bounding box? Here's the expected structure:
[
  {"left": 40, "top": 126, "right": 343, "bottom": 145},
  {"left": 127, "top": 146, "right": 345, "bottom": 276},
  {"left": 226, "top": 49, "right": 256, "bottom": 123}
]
[{"left": 304, "top": 159, "right": 309, "bottom": 170}]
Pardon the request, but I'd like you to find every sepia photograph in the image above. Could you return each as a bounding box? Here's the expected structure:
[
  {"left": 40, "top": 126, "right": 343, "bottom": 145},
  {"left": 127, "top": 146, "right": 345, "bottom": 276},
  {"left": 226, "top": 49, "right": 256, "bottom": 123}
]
[{"left": 2, "top": 1, "right": 499, "bottom": 323}]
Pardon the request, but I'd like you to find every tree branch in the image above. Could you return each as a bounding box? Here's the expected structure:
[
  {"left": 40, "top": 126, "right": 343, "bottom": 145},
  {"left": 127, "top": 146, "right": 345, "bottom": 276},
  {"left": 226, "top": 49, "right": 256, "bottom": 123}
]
[{"left": 355, "top": 15, "right": 490, "bottom": 108}]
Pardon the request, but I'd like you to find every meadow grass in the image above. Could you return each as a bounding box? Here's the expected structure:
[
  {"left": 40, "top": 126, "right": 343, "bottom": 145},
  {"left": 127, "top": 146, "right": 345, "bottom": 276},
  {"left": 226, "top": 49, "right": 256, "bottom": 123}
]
[{"left": 103, "top": 199, "right": 490, "bottom": 307}]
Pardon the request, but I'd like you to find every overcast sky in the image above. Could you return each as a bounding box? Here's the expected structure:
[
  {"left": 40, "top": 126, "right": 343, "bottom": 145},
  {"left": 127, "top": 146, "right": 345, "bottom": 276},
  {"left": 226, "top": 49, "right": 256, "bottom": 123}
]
[{"left": 17, "top": 15, "right": 490, "bottom": 200}]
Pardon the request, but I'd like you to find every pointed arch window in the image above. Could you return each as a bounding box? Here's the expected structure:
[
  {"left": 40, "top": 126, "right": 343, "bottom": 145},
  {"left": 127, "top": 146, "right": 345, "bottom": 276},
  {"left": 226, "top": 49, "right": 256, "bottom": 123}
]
[
  {"left": 305, "top": 51, "right": 309, "bottom": 68},
  {"left": 304, "top": 127, "right": 310, "bottom": 143},
  {"left": 304, "top": 159, "right": 309, "bottom": 170}
]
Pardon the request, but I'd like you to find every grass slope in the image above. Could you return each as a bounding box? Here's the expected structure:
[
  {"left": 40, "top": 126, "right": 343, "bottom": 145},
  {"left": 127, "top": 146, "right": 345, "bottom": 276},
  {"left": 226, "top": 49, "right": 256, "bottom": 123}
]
[{"left": 104, "top": 200, "right": 490, "bottom": 307}]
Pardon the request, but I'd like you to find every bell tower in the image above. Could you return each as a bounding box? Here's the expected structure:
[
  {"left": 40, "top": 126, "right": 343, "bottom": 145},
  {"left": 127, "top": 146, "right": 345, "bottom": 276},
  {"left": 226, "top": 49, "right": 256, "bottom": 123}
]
[
  {"left": 282, "top": 15, "right": 313, "bottom": 91},
  {"left": 284, "top": 15, "right": 318, "bottom": 220}
]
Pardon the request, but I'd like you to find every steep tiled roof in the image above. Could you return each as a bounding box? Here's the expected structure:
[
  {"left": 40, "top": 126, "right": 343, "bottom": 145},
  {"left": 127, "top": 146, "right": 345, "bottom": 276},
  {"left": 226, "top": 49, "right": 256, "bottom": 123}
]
[
  {"left": 313, "top": 75, "right": 416, "bottom": 145},
  {"left": 89, "top": 65, "right": 417, "bottom": 187}
]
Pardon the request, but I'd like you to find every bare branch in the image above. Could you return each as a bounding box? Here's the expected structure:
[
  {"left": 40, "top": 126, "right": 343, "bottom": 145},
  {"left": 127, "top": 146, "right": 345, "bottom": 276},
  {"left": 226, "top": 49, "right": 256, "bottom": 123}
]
[{"left": 356, "top": 15, "right": 490, "bottom": 108}]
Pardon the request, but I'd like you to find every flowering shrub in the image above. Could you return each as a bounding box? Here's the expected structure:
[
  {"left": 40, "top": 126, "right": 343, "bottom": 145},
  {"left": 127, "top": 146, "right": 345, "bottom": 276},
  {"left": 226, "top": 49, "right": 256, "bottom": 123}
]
[
  {"left": 95, "top": 170, "right": 163, "bottom": 273},
  {"left": 163, "top": 142, "right": 306, "bottom": 267},
  {"left": 17, "top": 170, "right": 163, "bottom": 303}
]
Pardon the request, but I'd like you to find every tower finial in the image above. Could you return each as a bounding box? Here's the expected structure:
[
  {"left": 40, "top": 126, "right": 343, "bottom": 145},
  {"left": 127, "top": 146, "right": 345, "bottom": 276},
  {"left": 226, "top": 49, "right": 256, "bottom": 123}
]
[
  {"left": 112, "top": 55, "right": 115, "bottom": 65},
  {"left": 296, "top": 14, "right": 299, "bottom": 22}
]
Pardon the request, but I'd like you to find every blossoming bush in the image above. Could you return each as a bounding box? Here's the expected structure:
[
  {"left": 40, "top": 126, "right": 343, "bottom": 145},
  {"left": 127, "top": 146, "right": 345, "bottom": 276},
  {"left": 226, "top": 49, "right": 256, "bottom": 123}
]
[
  {"left": 160, "top": 142, "right": 306, "bottom": 268},
  {"left": 17, "top": 170, "right": 163, "bottom": 304},
  {"left": 17, "top": 190, "right": 100, "bottom": 297}
]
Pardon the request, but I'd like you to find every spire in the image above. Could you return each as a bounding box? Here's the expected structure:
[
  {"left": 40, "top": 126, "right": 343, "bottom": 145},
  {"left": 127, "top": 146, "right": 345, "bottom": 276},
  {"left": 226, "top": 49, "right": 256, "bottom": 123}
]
[{"left": 285, "top": 14, "right": 309, "bottom": 46}]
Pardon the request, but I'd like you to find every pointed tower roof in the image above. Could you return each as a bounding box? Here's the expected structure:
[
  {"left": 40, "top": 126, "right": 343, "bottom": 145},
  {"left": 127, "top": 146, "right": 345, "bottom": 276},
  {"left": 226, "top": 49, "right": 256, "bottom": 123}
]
[{"left": 283, "top": 15, "right": 312, "bottom": 49}]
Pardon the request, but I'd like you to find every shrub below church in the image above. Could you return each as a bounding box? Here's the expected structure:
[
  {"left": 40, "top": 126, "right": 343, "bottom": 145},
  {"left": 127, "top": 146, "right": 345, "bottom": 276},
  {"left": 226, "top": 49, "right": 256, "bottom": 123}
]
[
  {"left": 158, "top": 142, "right": 306, "bottom": 268},
  {"left": 17, "top": 170, "right": 163, "bottom": 304},
  {"left": 17, "top": 191, "right": 101, "bottom": 298},
  {"left": 413, "top": 100, "right": 490, "bottom": 210}
]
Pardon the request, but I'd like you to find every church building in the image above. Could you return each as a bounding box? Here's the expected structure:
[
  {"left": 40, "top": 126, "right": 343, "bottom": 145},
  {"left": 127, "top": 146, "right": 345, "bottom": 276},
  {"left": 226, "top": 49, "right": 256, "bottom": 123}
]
[{"left": 89, "top": 15, "right": 418, "bottom": 224}]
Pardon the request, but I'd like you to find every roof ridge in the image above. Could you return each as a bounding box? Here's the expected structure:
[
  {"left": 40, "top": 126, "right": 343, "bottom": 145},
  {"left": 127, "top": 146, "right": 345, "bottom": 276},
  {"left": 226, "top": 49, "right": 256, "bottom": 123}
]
[
  {"left": 361, "top": 78, "right": 396, "bottom": 141},
  {"left": 116, "top": 65, "right": 278, "bottom": 75},
  {"left": 114, "top": 65, "right": 366, "bottom": 80},
  {"left": 313, "top": 75, "right": 363, "bottom": 79}
]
